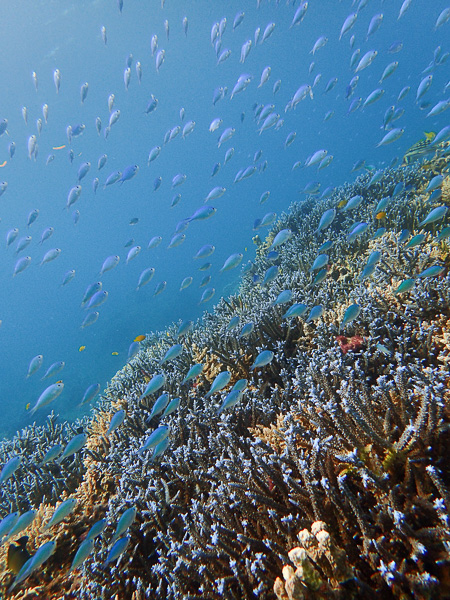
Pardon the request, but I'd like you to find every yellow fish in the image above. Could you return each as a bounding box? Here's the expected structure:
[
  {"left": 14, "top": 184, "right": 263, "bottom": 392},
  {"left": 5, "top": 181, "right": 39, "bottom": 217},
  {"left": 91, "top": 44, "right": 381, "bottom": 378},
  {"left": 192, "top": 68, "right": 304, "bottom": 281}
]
[
  {"left": 112, "top": 351, "right": 119, "bottom": 356},
  {"left": 337, "top": 199, "right": 347, "bottom": 209},
  {"left": 79, "top": 345, "right": 86, "bottom": 352},
  {"left": 134, "top": 335, "right": 146, "bottom": 342},
  {"left": 375, "top": 211, "right": 386, "bottom": 220},
  {"left": 7, "top": 537, "right": 31, "bottom": 575},
  {"left": 402, "top": 132, "right": 436, "bottom": 165},
  {"left": 25, "top": 403, "right": 30, "bottom": 411},
  {"left": 0, "top": 160, "right": 7, "bottom": 167},
  {"left": 52, "top": 144, "right": 66, "bottom": 150}
]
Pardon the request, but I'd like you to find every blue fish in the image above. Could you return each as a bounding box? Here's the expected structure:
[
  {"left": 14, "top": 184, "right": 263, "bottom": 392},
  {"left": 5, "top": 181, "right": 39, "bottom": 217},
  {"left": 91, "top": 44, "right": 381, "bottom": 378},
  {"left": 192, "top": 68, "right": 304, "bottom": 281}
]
[
  {"left": 398, "top": 229, "right": 410, "bottom": 243},
  {"left": 111, "top": 506, "right": 137, "bottom": 544},
  {"left": 147, "top": 393, "right": 170, "bottom": 420},
  {"left": 106, "top": 410, "right": 126, "bottom": 436},
  {"left": 347, "top": 222, "right": 369, "bottom": 242},
  {"left": 104, "top": 536, "right": 130, "bottom": 566},
  {"left": 306, "top": 305, "right": 324, "bottom": 323},
  {"left": 177, "top": 320, "right": 193, "bottom": 337},
  {"left": 227, "top": 316, "right": 240, "bottom": 330},
  {"left": 139, "top": 425, "right": 170, "bottom": 453},
  {"left": 40, "top": 444, "right": 63, "bottom": 465},
  {"left": 283, "top": 303, "right": 308, "bottom": 319},
  {"left": 417, "top": 265, "right": 445, "bottom": 278},
  {"left": 0, "top": 456, "right": 22, "bottom": 484},
  {"left": 216, "top": 389, "right": 243, "bottom": 415},
  {"left": 273, "top": 290, "right": 293, "bottom": 305},
  {"left": 262, "top": 265, "right": 279, "bottom": 286},
  {"left": 163, "top": 397, "right": 181, "bottom": 417},
  {"left": 250, "top": 350, "right": 274, "bottom": 370},
  {"left": 119, "top": 164, "right": 139, "bottom": 184},
  {"left": 59, "top": 433, "right": 88, "bottom": 461},
  {"left": 80, "top": 383, "right": 101, "bottom": 406},
  {"left": 206, "top": 371, "right": 231, "bottom": 398},
  {"left": 140, "top": 374, "right": 165, "bottom": 400},
  {"left": 70, "top": 538, "right": 95, "bottom": 572},
  {"left": 340, "top": 303, "right": 361, "bottom": 329}
]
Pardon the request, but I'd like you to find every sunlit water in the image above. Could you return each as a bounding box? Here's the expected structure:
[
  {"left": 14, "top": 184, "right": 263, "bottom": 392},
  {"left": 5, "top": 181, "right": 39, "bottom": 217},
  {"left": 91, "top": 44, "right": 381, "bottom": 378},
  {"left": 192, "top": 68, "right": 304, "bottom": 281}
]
[{"left": 0, "top": 0, "right": 448, "bottom": 437}]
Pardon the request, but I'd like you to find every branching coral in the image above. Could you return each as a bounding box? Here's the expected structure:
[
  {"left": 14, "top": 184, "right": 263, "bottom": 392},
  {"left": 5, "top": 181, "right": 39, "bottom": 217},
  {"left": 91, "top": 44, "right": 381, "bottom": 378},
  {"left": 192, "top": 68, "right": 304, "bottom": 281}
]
[{"left": 1, "top": 163, "right": 450, "bottom": 600}]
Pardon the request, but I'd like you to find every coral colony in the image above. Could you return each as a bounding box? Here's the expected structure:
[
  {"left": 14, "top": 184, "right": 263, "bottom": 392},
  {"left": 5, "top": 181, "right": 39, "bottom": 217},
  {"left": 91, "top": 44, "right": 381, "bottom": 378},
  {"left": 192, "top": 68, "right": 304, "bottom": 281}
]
[{"left": 1, "top": 157, "right": 450, "bottom": 599}]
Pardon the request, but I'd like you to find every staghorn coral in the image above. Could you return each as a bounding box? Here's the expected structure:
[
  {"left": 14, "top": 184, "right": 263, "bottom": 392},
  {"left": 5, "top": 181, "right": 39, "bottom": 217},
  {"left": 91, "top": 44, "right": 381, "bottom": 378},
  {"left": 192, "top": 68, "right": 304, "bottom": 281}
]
[
  {"left": 0, "top": 413, "right": 90, "bottom": 514},
  {"left": 1, "top": 162, "right": 450, "bottom": 599}
]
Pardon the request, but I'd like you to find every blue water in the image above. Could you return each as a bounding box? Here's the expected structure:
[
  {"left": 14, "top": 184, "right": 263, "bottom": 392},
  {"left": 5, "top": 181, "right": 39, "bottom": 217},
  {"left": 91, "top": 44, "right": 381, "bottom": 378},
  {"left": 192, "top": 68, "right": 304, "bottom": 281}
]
[{"left": 0, "top": 0, "right": 449, "bottom": 437}]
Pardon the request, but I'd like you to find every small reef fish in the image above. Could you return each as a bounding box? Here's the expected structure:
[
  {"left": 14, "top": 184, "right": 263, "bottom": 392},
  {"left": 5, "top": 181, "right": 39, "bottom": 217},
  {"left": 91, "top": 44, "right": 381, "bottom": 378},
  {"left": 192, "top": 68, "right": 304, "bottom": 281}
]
[
  {"left": 147, "top": 393, "right": 170, "bottom": 420},
  {"left": 340, "top": 304, "right": 361, "bottom": 330},
  {"left": 405, "top": 234, "right": 426, "bottom": 249},
  {"left": 310, "top": 254, "right": 329, "bottom": 272},
  {"left": 205, "top": 371, "right": 231, "bottom": 398},
  {"left": 59, "top": 433, "right": 88, "bottom": 461},
  {"left": 0, "top": 512, "right": 19, "bottom": 539},
  {"left": 104, "top": 536, "right": 130, "bottom": 566},
  {"left": 106, "top": 410, "right": 126, "bottom": 436},
  {"left": 216, "top": 390, "right": 244, "bottom": 415},
  {"left": 86, "top": 518, "right": 107, "bottom": 541},
  {"left": 313, "top": 269, "right": 327, "bottom": 285},
  {"left": 402, "top": 132, "right": 436, "bottom": 165},
  {"left": 269, "top": 229, "right": 292, "bottom": 250},
  {"left": 5, "top": 511, "right": 36, "bottom": 542},
  {"left": 220, "top": 253, "right": 243, "bottom": 272},
  {"left": 163, "top": 397, "right": 181, "bottom": 417},
  {"left": 80, "top": 383, "right": 101, "bottom": 406},
  {"left": 161, "top": 344, "right": 183, "bottom": 364},
  {"left": 306, "top": 305, "right": 324, "bottom": 323},
  {"left": 240, "top": 322, "right": 254, "bottom": 338},
  {"left": 347, "top": 222, "right": 369, "bottom": 242},
  {"left": 138, "top": 425, "right": 170, "bottom": 454},
  {"left": 0, "top": 456, "right": 22, "bottom": 485},
  {"left": 26, "top": 355, "right": 43, "bottom": 378},
  {"left": 200, "top": 288, "right": 215, "bottom": 303},
  {"left": 273, "top": 290, "right": 293, "bottom": 305},
  {"left": 43, "top": 498, "right": 77, "bottom": 531},
  {"left": 182, "top": 363, "right": 204, "bottom": 384},
  {"left": 70, "top": 538, "right": 94, "bottom": 572},
  {"left": 30, "top": 383, "right": 64, "bottom": 415},
  {"left": 9, "top": 540, "right": 56, "bottom": 592},
  {"left": 419, "top": 206, "right": 448, "bottom": 227},
  {"left": 394, "top": 279, "right": 415, "bottom": 294},
  {"left": 128, "top": 342, "right": 140, "bottom": 360},
  {"left": 250, "top": 350, "right": 274, "bottom": 370},
  {"left": 140, "top": 374, "right": 166, "bottom": 399},
  {"left": 137, "top": 268, "right": 155, "bottom": 290},
  {"left": 283, "top": 303, "right": 308, "bottom": 319},
  {"left": 81, "top": 312, "right": 99, "bottom": 329},
  {"left": 40, "top": 445, "right": 63, "bottom": 465},
  {"left": 7, "top": 536, "right": 31, "bottom": 575},
  {"left": 417, "top": 265, "right": 445, "bottom": 278},
  {"left": 111, "top": 506, "right": 137, "bottom": 544}
]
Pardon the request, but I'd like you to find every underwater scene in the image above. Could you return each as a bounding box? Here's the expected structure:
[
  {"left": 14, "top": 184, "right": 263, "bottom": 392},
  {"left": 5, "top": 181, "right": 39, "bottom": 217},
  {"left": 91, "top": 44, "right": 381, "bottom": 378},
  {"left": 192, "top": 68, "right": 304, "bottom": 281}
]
[{"left": 1, "top": 0, "right": 450, "bottom": 597}]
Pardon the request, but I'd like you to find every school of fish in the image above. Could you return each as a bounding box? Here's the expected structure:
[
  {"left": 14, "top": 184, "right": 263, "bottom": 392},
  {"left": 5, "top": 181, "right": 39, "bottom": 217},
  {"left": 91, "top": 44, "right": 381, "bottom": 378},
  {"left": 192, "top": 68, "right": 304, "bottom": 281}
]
[{"left": 1, "top": 0, "right": 450, "bottom": 589}]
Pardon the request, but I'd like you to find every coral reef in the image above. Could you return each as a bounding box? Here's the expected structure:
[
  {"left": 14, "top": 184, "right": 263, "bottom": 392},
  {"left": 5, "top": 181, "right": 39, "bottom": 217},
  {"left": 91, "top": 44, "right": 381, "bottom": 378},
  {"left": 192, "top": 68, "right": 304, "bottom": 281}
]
[{"left": 1, "top": 159, "right": 450, "bottom": 599}]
